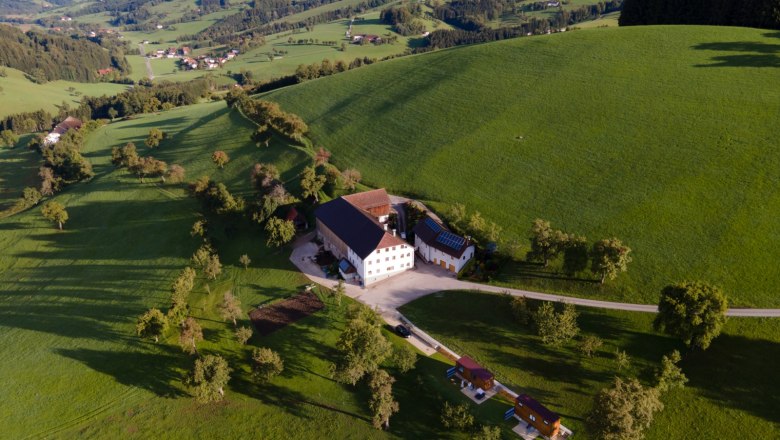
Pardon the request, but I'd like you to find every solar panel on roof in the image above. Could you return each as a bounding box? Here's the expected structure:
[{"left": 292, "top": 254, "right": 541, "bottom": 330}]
[
  {"left": 424, "top": 217, "right": 443, "bottom": 233},
  {"left": 436, "top": 231, "right": 465, "bottom": 250}
]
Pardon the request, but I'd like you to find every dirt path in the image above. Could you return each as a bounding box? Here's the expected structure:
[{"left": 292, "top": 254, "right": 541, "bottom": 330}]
[{"left": 138, "top": 43, "right": 154, "bottom": 80}]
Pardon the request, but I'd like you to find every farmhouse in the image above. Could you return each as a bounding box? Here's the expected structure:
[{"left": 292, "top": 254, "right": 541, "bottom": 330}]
[
  {"left": 315, "top": 189, "right": 414, "bottom": 286},
  {"left": 413, "top": 216, "right": 474, "bottom": 273},
  {"left": 44, "top": 116, "right": 82, "bottom": 145},
  {"left": 514, "top": 394, "right": 561, "bottom": 438}
]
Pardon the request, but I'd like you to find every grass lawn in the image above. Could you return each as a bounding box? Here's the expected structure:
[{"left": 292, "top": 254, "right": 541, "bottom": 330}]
[
  {"left": 264, "top": 25, "right": 780, "bottom": 307},
  {"left": 0, "top": 101, "right": 506, "bottom": 438},
  {"left": 0, "top": 67, "right": 128, "bottom": 118},
  {"left": 400, "top": 290, "right": 780, "bottom": 438}
]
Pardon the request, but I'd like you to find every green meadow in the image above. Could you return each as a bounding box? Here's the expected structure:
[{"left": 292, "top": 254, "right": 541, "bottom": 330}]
[
  {"left": 400, "top": 290, "right": 780, "bottom": 438},
  {"left": 0, "top": 101, "right": 506, "bottom": 438},
  {"left": 264, "top": 25, "right": 780, "bottom": 307},
  {"left": 0, "top": 67, "right": 128, "bottom": 118}
]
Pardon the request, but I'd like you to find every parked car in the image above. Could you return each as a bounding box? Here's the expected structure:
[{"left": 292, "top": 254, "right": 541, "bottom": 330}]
[{"left": 395, "top": 324, "right": 412, "bottom": 338}]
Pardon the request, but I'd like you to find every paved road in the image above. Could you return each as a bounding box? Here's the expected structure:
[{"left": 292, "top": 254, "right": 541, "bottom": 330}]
[{"left": 291, "top": 239, "right": 780, "bottom": 318}]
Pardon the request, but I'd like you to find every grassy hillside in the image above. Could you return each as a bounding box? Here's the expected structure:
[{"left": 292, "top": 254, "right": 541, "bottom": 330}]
[
  {"left": 0, "top": 67, "right": 128, "bottom": 118},
  {"left": 0, "top": 101, "right": 511, "bottom": 438},
  {"left": 400, "top": 290, "right": 780, "bottom": 438},
  {"left": 264, "top": 25, "right": 780, "bottom": 307}
]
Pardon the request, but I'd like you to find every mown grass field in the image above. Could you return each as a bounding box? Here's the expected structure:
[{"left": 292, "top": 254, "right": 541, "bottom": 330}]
[
  {"left": 265, "top": 25, "right": 780, "bottom": 307},
  {"left": 0, "top": 101, "right": 510, "bottom": 438},
  {"left": 0, "top": 67, "right": 128, "bottom": 118},
  {"left": 400, "top": 290, "right": 780, "bottom": 438}
]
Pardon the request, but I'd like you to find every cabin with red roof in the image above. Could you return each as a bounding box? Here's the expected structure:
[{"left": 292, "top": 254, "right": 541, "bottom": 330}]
[
  {"left": 514, "top": 394, "right": 561, "bottom": 438},
  {"left": 456, "top": 356, "right": 495, "bottom": 391},
  {"left": 315, "top": 189, "right": 413, "bottom": 286}
]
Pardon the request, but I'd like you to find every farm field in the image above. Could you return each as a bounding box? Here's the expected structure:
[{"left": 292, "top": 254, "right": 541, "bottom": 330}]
[
  {"left": 400, "top": 290, "right": 780, "bottom": 438},
  {"left": 0, "top": 101, "right": 509, "bottom": 438},
  {"left": 0, "top": 67, "right": 128, "bottom": 118},
  {"left": 264, "top": 25, "right": 780, "bottom": 307}
]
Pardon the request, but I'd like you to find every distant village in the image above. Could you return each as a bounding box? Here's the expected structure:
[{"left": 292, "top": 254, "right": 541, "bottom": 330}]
[{"left": 145, "top": 45, "right": 240, "bottom": 71}]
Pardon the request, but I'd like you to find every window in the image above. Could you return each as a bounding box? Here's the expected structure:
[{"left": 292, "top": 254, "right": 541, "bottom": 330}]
[
  {"left": 387, "top": 266, "right": 394, "bottom": 271},
  {"left": 518, "top": 402, "right": 523, "bottom": 407},
  {"left": 392, "top": 246, "right": 396, "bottom": 251},
  {"left": 368, "top": 270, "right": 372, "bottom": 275},
  {"left": 392, "top": 256, "right": 396, "bottom": 260},
  {"left": 376, "top": 259, "right": 380, "bottom": 264},
  {"left": 529, "top": 415, "right": 536, "bottom": 422},
  {"left": 406, "top": 262, "right": 411, "bottom": 267},
  {"left": 368, "top": 260, "right": 372, "bottom": 265},
  {"left": 544, "top": 420, "right": 549, "bottom": 425},
  {"left": 385, "top": 257, "right": 389, "bottom": 261}
]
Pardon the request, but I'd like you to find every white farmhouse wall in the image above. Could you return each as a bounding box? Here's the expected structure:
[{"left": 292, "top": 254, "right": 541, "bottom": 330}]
[
  {"left": 415, "top": 240, "right": 474, "bottom": 273},
  {"left": 361, "top": 243, "right": 414, "bottom": 285}
]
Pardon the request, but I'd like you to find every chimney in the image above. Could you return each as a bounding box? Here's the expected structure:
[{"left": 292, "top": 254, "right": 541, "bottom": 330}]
[
  {"left": 384, "top": 224, "right": 388, "bottom": 231},
  {"left": 392, "top": 229, "right": 396, "bottom": 237}
]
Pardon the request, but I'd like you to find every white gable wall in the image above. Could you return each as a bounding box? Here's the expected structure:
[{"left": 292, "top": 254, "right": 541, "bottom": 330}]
[
  {"left": 359, "top": 243, "right": 414, "bottom": 286},
  {"left": 415, "top": 239, "right": 474, "bottom": 273}
]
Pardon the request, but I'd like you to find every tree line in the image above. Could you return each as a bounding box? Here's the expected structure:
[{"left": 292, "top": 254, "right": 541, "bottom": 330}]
[
  {"left": 0, "top": 25, "right": 129, "bottom": 83},
  {"left": 380, "top": 4, "right": 427, "bottom": 36},
  {"left": 620, "top": 0, "right": 780, "bottom": 29}
]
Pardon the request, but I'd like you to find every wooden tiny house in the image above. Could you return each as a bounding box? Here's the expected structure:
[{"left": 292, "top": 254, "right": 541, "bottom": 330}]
[
  {"left": 514, "top": 394, "right": 561, "bottom": 438},
  {"left": 456, "top": 356, "right": 495, "bottom": 390}
]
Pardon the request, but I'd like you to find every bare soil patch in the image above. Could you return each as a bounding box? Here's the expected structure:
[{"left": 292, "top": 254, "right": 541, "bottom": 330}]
[{"left": 249, "top": 292, "right": 325, "bottom": 336}]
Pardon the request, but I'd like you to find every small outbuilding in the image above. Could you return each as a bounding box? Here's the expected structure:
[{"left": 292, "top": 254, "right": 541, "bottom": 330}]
[
  {"left": 514, "top": 394, "right": 560, "bottom": 438},
  {"left": 456, "top": 356, "right": 494, "bottom": 391}
]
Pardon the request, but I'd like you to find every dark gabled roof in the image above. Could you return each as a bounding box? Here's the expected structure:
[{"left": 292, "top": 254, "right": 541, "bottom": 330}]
[
  {"left": 413, "top": 216, "right": 472, "bottom": 258},
  {"left": 516, "top": 394, "right": 560, "bottom": 423},
  {"left": 315, "top": 197, "right": 404, "bottom": 259},
  {"left": 457, "top": 356, "right": 494, "bottom": 381}
]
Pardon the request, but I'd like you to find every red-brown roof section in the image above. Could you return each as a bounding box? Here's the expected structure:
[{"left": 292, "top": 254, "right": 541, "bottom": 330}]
[
  {"left": 457, "top": 356, "right": 494, "bottom": 381},
  {"left": 343, "top": 188, "right": 391, "bottom": 218}
]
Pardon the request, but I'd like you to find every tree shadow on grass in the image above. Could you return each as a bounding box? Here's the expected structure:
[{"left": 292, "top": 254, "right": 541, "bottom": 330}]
[
  {"left": 682, "top": 333, "right": 780, "bottom": 425},
  {"left": 692, "top": 41, "right": 780, "bottom": 68},
  {"left": 55, "top": 346, "right": 188, "bottom": 398}
]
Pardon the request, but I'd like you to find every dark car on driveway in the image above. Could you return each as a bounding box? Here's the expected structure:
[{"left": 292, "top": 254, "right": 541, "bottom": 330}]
[{"left": 395, "top": 324, "right": 412, "bottom": 338}]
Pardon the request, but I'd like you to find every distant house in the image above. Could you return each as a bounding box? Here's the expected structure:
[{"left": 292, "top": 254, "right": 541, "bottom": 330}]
[
  {"left": 514, "top": 394, "right": 561, "bottom": 438},
  {"left": 315, "top": 189, "right": 413, "bottom": 286},
  {"left": 181, "top": 46, "right": 191, "bottom": 55},
  {"left": 413, "top": 216, "right": 474, "bottom": 273},
  {"left": 97, "top": 68, "right": 113, "bottom": 76},
  {"left": 45, "top": 116, "right": 82, "bottom": 146},
  {"left": 352, "top": 34, "right": 381, "bottom": 44}
]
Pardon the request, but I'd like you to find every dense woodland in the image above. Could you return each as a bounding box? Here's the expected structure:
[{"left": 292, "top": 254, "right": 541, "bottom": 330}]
[
  {"left": 620, "top": 0, "right": 780, "bottom": 29},
  {"left": 0, "top": 25, "right": 128, "bottom": 82}
]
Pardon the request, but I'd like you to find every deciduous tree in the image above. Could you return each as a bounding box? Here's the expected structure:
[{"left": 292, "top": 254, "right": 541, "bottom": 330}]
[
  {"left": 653, "top": 281, "right": 727, "bottom": 350},
  {"left": 615, "top": 349, "right": 631, "bottom": 371},
  {"left": 341, "top": 168, "right": 362, "bottom": 191},
  {"left": 203, "top": 254, "right": 222, "bottom": 280},
  {"left": 235, "top": 326, "right": 253, "bottom": 345},
  {"left": 368, "top": 369, "right": 399, "bottom": 429},
  {"left": 166, "top": 164, "right": 185, "bottom": 183},
  {"left": 391, "top": 344, "right": 417, "bottom": 373},
  {"left": 136, "top": 308, "right": 167, "bottom": 343},
  {"left": 590, "top": 238, "right": 632, "bottom": 284},
  {"left": 578, "top": 335, "right": 603, "bottom": 358},
  {"left": 179, "top": 317, "right": 204, "bottom": 355},
  {"left": 239, "top": 254, "right": 251, "bottom": 269},
  {"left": 588, "top": 377, "right": 663, "bottom": 440},
  {"left": 655, "top": 350, "right": 687, "bottom": 392},
  {"left": 1, "top": 129, "right": 18, "bottom": 148},
  {"left": 332, "top": 316, "right": 391, "bottom": 385},
  {"left": 41, "top": 201, "right": 68, "bottom": 230},
  {"left": 187, "top": 355, "right": 232, "bottom": 403},
  {"left": 191, "top": 219, "right": 207, "bottom": 238},
  {"left": 440, "top": 402, "right": 474, "bottom": 431},
  {"left": 219, "top": 291, "right": 242, "bottom": 326},
  {"left": 265, "top": 217, "right": 296, "bottom": 248},
  {"left": 527, "top": 219, "right": 567, "bottom": 267},
  {"left": 211, "top": 150, "right": 229, "bottom": 169},
  {"left": 145, "top": 128, "right": 164, "bottom": 148},
  {"left": 171, "top": 267, "right": 197, "bottom": 306},
  {"left": 533, "top": 301, "right": 579, "bottom": 346},
  {"left": 314, "top": 146, "right": 331, "bottom": 166},
  {"left": 251, "top": 347, "right": 284, "bottom": 382},
  {"left": 300, "top": 166, "right": 325, "bottom": 202}
]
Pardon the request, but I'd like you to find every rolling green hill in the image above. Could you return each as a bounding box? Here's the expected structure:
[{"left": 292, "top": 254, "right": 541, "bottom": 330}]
[{"left": 264, "top": 25, "right": 780, "bottom": 307}]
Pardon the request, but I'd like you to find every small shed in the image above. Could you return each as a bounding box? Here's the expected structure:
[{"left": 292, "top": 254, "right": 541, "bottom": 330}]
[
  {"left": 338, "top": 258, "right": 357, "bottom": 281},
  {"left": 456, "top": 356, "right": 494, "bottom": 391},
  {"left": 514, "top": 394, "right": 560, "bottom": 438}
]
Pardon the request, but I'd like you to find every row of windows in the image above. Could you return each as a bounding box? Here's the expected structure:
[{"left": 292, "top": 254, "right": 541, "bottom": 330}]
[
  {"left": 367, "top": 253, "right": 412, "bottom": 265},
  {"left": 376, "top": 245, "right": 408, "bottom": 253},
  {"left": 367, "top": 262, "right": 412, "bottom": 275}
]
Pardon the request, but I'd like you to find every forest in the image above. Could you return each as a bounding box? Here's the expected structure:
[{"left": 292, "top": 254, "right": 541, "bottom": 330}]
[
  {"left": 0, "top": 25, "right": 128, "bottom": 83},
  {"left": 620, "top": 0, "right": 780, "bottom": 29}
]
